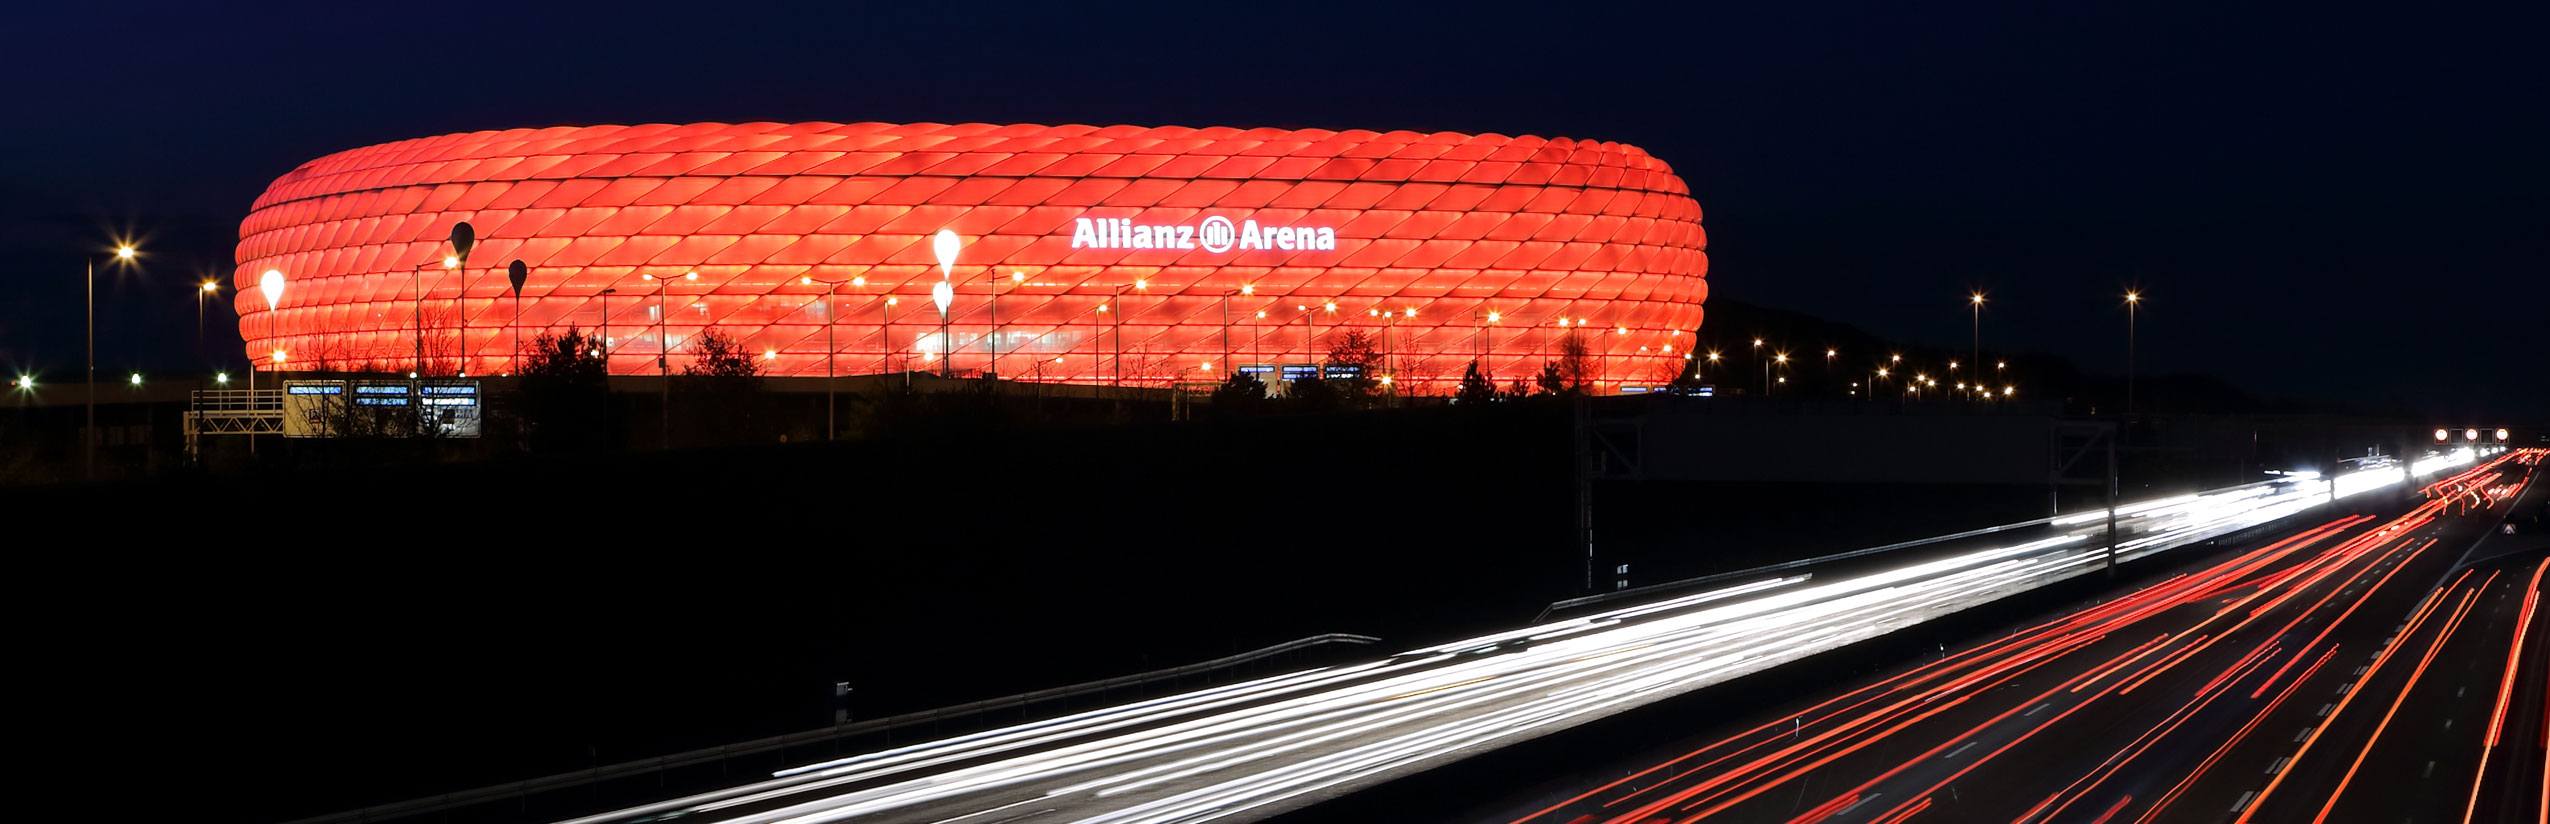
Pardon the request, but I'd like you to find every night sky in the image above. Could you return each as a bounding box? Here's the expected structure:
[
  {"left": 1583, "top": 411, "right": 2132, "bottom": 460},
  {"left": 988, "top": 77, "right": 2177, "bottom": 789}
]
[{"left": 4, "top": 1, "right": 2541, "bottom": 418}]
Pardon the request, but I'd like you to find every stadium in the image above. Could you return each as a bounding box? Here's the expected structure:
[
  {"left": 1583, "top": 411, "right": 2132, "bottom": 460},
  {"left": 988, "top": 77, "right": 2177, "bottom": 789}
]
[{"left": 234, "top": 122, "right": 1708, "bottom": 394}]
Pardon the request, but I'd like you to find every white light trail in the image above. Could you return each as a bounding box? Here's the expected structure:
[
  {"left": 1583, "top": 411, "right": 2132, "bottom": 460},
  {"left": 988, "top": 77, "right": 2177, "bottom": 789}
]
[{"left": 574, "top": 449, "right": 2497, "bottom": 824}]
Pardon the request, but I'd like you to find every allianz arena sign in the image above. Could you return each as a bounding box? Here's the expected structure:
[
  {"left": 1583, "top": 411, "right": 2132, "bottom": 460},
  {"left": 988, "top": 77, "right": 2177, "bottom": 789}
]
[{"left": 1069, "top": 215, "right": 1339, "bottom": 253}]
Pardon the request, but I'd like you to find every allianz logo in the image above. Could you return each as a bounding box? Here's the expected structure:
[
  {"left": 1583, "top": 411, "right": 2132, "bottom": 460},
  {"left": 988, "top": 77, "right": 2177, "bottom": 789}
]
[{"left": 1070, "top": 215, "right": 1339, "bottom": 253}]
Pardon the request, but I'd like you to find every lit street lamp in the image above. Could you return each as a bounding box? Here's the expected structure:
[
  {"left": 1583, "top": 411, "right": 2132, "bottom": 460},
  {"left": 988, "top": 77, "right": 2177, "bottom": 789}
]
[
  {"left": 507, "top": 260, "right": 529, "bottom": 376},
  {"left": 801, "top": 273, "right": 857, "bottom": 440},
  {"left": 881, "top": 294, "right": 900, "bottom": 375},
  {"left": 931, "top": 229, "right": 961, "bottom": 378},
  {"left": 84, "top": 242, "right": 141, "bottom": 479},
  {"left": 2123, "top": 290, "right": 2143, "bottom": 418},
  {"left": 255, "top": 268, "right": 285, "bottom": 458},
  {"left": 1968, "top": 291, "right": 1986, "bottom": 388},
  {"left": 450, "top": 222, "right": 475, "bottom": 375},
  {"left": 196, "top": 278, "right": 220, "bottom": 369},
  {"left": 641, "top": 271, "right": 699, "bottom": 448}
]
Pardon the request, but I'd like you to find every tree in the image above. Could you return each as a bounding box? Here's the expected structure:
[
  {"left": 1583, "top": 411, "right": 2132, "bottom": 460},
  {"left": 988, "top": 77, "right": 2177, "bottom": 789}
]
[
  {"left": 676, "top": 329, "right": 765, "bottom": 445},
  {"left": 1324, "top": 330, "right": 1385, "bottom": 404},
  {"left": 1556, "top": 331, "right": 1594, "bottom": 393},
  {"left": 1535, "top": 361, "right": 1570, "bottom": 397},
  {"left": 516, "top": 326, "right": 610, "bottom": 452},
  {"left": 1287, "top": 373, "right": 1341, "bottom": 412},
  {"left": 1211, "top": 370, "right": 1268, "bottom": 413},
  {"left": 682, "top": 329, "right": 763, "bottom": 381},
  {"left": 1455, "top": 359, "right": 1500, "bottom": 406}
]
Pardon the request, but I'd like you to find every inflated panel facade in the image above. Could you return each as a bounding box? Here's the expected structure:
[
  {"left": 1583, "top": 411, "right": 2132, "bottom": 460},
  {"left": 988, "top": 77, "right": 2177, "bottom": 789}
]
[{"left": 236, "top": 122, "right": 1707, "bottom": 393}]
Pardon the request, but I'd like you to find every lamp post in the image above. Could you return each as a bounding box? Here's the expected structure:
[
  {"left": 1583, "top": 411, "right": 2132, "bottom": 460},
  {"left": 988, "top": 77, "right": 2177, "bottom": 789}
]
[
  {"left": 598, "top": 288, "right": 617, "bottom": 373},
  {"left": 85, "top": 243, "right": 140, "bottom": 479},
  {"left": 196, "top": 278, "right": 219, "bottom": 369},
  {"left": 1100, "top": 288, "right": 1124, "bottom": 387},
  {"left": 2123, "top": 290, "right": 2142, "bottom": 418},
  {"left": 930, "top": 230, "right": 962, "bottom": 379},
  {"left": 414, "top": 257, "right": 456, "bottom": 376},
  {"left": 1219, "top": 288, "right": 1242, "bottom": 380},
  {"left": 987, "top": 270, "right": 1023, "bottom": 379},
  {"left": 882, "top": 293, "right": 902, "bottom": 377},
  {"left": 1769, "top": 352, "right": 1789, "bottom": 397},
  {"left": 800, "top": 273, "right": 854, "bottom": 440},
  {"left": 641, "top": 271, "right": 698, "bottom": 449},
  {"left": 599, "top": 286, "right": 617, "bottom": 432},
  {"left": 255, "top": 269, "right": 285, "bottom": 458},
  {"left": 506, "top": 260, "right": 528, "bottom": 376},
  {"left": 1968, "top": 291, "right": 1986, "bottom": 386},
  {"left": 450, "top": 223, "right": 475, "bottom": 375}
]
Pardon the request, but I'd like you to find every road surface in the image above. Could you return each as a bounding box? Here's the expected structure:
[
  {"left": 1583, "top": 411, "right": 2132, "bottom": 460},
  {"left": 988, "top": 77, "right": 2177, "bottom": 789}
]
[
  {"left": 1495, "top": 448, "right": 2544, "bottom": 823},
  {"left": 564, "top": 449, "right": 2509, "bottom": 824}
]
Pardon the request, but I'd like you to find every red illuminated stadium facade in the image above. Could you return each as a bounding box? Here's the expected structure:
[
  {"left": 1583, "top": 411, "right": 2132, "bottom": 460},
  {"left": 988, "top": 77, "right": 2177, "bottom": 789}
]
[{"left": 235, "top": 122, "right": 1707, "bottom": 393}]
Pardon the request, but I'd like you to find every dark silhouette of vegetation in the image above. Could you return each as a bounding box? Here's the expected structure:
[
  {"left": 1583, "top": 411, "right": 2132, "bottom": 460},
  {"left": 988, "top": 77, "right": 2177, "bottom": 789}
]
[
  {"left": 517, "top": 327, "right": 610, "bottom": 453},
  {"left": 674, "top": 329, "right": 766, "bottom": 446},
  {"left": 1287, "top": 374, "right": 1341, "bottom": 412},
  {"left": 1211, "top": 370, "right": 1268, "bottom": 412},
  {"left": 1324, "top": 330, "right": 1385, "bottom": 404},
  {"left": 1455, "top": 360, "right": 1500, "bottom": 406},
  {"left": 1554, "top": 331, "right": 1594, "bottom": 393},
  {"left": 1535, "top": 361, "right": 1572, "bottom": 397}
]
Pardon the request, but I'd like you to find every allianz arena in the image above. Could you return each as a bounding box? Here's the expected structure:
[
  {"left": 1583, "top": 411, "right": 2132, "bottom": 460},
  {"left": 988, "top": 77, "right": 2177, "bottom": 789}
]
[{"left": 235, "top": 122, "right": 1708, "bottom": 393}]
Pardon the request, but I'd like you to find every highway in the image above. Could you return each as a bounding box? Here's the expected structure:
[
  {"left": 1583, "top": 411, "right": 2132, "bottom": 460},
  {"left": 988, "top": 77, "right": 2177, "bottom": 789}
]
[
  {"left": 565, "top": 447, "right": 2507, "bottom": 824},
  {"left": 1498, "top": 447, "right": 2544, "bottom": 824}
]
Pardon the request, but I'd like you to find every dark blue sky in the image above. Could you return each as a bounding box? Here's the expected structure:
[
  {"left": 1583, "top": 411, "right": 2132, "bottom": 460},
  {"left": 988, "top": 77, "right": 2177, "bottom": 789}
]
[{"left": 4, "top": 0, "right": 2541, "bottom": 418}]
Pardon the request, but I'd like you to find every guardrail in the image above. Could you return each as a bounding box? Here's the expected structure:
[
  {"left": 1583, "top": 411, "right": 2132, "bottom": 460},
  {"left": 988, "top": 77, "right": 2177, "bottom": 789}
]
[{"left": 280, "top": 632, "right": 1380, "bottom": 824}]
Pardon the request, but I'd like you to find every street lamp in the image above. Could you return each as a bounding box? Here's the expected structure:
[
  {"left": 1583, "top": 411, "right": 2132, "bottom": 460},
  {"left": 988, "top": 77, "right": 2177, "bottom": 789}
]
[
  {"left": 255, "top": 269, "right": 285, "bottom": 458},
  {"left": 506, "top": 260, "right": 529, "bottom": 376},
  {"left": 881, "top": 295, "right": 900, "bottom": 375},
  {"left": 1768, "top": 352, "right": 1789, "bottom": 396},
  {"left": 989, "top": 270, "right": 1025, "bottom": 378},
  {"left": 931, "top": 229, "right": 961, "bottom": 378},
  {"left": 196, "top": 278, "right": 220, "bottom": 369},
  {"left": 1220, "top": 289, "right": 1243, "bottom": 380},
  {"left": 2123, "top": 290, "right": 2143, "bottom": 418},
  {"left": 412, "top": 256, "right": 460, "bottom": 376},
  {"left": 83, "top": 242, "right": 142, "bottom": 479},
  {"left": 640, "top": 271, "right": 698, "bottom": 448},
  {"left": 1968, "top": 291, "right": 1986, "bottom": 380},
  {"left": 448, "top": 222, "right": 476, "bottom": 375},
  {"left": 598, "top": 287, "right": 618, "bottom": 372},
  {"left": 801, "top": 273, "right": 857, "bottom": 440}
]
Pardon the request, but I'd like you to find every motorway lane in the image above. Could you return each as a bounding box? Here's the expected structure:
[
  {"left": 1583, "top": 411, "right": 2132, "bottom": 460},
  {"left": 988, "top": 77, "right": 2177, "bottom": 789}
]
[
  {"left": 564, "top": 456, "right": 2484, "bottom": 824},
  {"left": 1496, "top": 448, "right": 2540, "bottom": 824},
  {"left": 2241, "top": 451, "right": 2546, "bottom": 824},
  {"left": 2467, "top": 552, "right": 2550, "bottom": 824}
]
